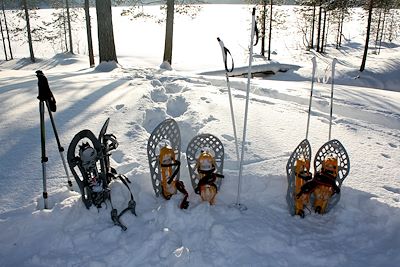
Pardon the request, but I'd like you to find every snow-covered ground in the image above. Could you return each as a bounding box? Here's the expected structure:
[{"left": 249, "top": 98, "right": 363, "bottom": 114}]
[{"left": 0, "top": 5, "right": 399, "bottom": 267}]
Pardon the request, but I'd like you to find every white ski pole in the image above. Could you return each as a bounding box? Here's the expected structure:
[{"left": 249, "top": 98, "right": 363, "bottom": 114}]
[
  {"left": 236, "top": 8, "right": 257, "bottom": 209},
  {"left": 328, "top": 58, "right": 337, "bottom": 141},
  {"left": 217, "top": 37, "right": 240, "bottom": 163},
  {"left": 305, "top": 57, "right": 317, "bottom": 140}
]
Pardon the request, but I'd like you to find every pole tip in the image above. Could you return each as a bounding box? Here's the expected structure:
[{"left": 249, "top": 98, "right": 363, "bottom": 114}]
[
  {"left": 252, "top": 7, "right": 256, "bottom": 15},
  {"left": 217, "top": 37, "right": 221, "bottom": 42}
]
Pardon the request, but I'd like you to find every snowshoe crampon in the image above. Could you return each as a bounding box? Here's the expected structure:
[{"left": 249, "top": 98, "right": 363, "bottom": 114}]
[
  {"left": 311, "top": 139, "right": 350, "bottom": 214},
  {"left": 286, "top": 139, "right": 312, "bottom": 217},
  {"left": 147, "top": 119, "right": 189, "bottom": 209},
  {"left": 186, "top": 134, "right": 224, "bottom": 205}
]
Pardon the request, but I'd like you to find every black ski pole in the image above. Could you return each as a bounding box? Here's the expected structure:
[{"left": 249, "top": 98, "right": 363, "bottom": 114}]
[
  {"left": 36, "top": 70, "right": 71, "bottom": 209},
  {"left": 45, "top": 101, "right": 72, "bottom": 188},
  {"left": 39, "top": 98, "right": 48, "bottom": 209}
]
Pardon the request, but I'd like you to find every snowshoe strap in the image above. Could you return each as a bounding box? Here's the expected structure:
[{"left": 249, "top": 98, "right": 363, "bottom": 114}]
[
  {"left": 161, "top": 160, "right": 181, "bottom": 184},
  {"left": 195, "top": 171, "right": 223, "bottom": 195},
  {"left": 111, "top": 208, "right": 127, "bottom": 231},
  {"left": 108, "top": 174, "right": 137, "bottom": 231},
  {"left": 176, "top": 180, "right": 189, "bottom": 209},
  {"left": 296, "top": 174, "right": 340, "bottom": 199},
  {"left": 103, "top": 134, "right": 118, "bottom": 151},
  {"left": 198, "top": 167, "right": 224, "bottom": 178},
  {"left": 117, "top": 174, "right": 137, "bottom": 215}
]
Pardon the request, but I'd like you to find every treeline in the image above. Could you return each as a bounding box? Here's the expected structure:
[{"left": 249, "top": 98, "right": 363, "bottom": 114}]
[
  {"left": 1, "top": 0, "right": 400, "bottom": 71},
  {"left": 248, "top": 0, "right": 400, "bottom": 71}
]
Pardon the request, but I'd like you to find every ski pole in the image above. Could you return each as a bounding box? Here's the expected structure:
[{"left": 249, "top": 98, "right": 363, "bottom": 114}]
[
  {"left": 305, "top": 57, "right": 317, "bottom": 140},
  {"left": 236, "top": 8, "right": 257, "bottom": 209},
  {"left": 217, "top": 37, "right": 240, "bottom": 163},
  {"left": 46, "top": 101, "right": 72, "bottom": 188},
  {"left": 39, "top": 100, "right": 49, "bottom": 209},
  {"left": 328, "top": 58, "right": 337, "bottom": 141}
]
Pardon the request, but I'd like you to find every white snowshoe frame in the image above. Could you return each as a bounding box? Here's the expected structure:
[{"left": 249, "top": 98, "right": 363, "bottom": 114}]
[
  {"left": 286, "top": 139, "right": 312, "bottom": 216},
  {"left": 186, "top": 134, "right": 224, "bottom": 191},
  {"left": 147, "top": 119, "right": 181, "bottom": 197},
  {"left": 312, "top": 139, "right": 350, "bottom": 212}
]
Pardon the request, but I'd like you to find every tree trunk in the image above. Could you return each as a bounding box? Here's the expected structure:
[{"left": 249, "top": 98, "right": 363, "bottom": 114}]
[
  {"left": 0, "top": 15, "right": 8, "bottom": 60},
  {"left": 66, "top": 0, "right": 73, "bottom": 54},
  {"left": 267, "top": 0, "right": 273, "bottom": 60},
  {"left": 336, "top": 11, "right": 341, "bottom": 49},
  {"left": 84, "top": 0, "right": 95, "bottom": 67},
  {"left": 23, "top": 0, "right": 35, "bottom": 63},
  {"left": 378, "top": 10, "right": 386, "bottom": 55},
  {"left": 375, "top": 8, "right": 382, "bottom": 48},
  {"left": 261, "top": 1, "right": 266, "bottom": 56},
  {"left": 316, "top": 1, "right": 322, "bottom": 52},
  {"left": 339, "top": 9, "right": 344, "bottom": 47},
  {"left": 2, "top": 0, "right": 12, "bottom": 59},
  {"left": 163, "top": 0, "right": 174, "bottom": 65},
  {"left": 63, "top": 7, "right": 68, "bottom": 51},
  {"left": 95, "top": 0, "right": 117, "bottom": 63},
  {"left": 321, "top": 9, "right": 326, "bottom": 53},
  {"left": 360, "top": 0, "right": 374, "bottom": 72},
  {"left": 310, "top": 3, "right": 316, "bottom": 49}
]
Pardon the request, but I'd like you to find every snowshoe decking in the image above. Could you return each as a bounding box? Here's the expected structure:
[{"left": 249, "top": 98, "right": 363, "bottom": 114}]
[
  {"left": 147, "top": 119, "right": 189, "bottom": 209},
  {"left": 186, "top": 134, "right": 224, "bottom": 205}
]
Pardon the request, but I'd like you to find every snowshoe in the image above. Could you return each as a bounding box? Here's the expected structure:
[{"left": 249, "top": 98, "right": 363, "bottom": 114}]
[
  {"left": 147, "top": 119, "right": 189, "bottom": 209},
  {"left": 310, "top": 139, "right": 350, "bottom": 214},
  {"left": 67, "top": 118, "right": 136, "bottom": 230},
  {"left": 186, "top": 134, "right": 224, "bottom": 205},
  {"left": 286, "top": 139, "right": 312, "bottom": 217},
  {"left": 67, "top": 129, "right": 106, "bottom": 209}
]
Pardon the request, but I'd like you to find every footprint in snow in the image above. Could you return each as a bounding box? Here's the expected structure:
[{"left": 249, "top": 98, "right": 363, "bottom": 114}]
[
  {"left": 222, "top": 134, "right": 235, "bottom": 142},
  {"left": 383, "top": 186, "right": 400, "bottom": 194},
  {"left": 116, "top": 104, "right": 124, "bottom": 110},
  {"left": 166, "top": 96, "right": 188, "bottom": 118},
  {"left": 388, "top": 143, "right": 397, "bottom": 148},
  {"left": 381, "top": 153, "right": 391, "bottom": 159},
  {"left": 150, "top": 87, "right": 168, "bottom": 103}
]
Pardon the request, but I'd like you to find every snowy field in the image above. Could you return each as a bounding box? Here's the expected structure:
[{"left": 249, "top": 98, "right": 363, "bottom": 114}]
[{"left": 0, "top": 4, "right": 400, "bottom": 267}]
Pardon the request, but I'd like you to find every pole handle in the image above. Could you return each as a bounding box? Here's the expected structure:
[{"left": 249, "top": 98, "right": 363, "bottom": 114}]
[{"left": 217, "top": 37, "right": 234, "bottom": 73}]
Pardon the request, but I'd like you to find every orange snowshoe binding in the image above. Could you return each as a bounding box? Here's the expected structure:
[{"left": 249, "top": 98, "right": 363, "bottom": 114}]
[
  {"left": 194, "top": 149, "right": 224, "bottom": 205},
  {"left": 294, "top": 157, "right": 312, "bottom": 218},
  {"left": 159, "top": 144, "right": 189, "bottom": 209},
  {"left": 312, "top": 155, "right": 340, "bottom": 214}
]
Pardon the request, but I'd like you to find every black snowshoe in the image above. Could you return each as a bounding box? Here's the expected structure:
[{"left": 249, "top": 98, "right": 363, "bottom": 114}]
[{"left": 67, "top": 118, "right": 136, "bottom": 231}]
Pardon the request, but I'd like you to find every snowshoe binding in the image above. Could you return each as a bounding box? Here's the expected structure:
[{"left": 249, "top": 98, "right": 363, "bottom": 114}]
[
  {"left": 67, "top": 118, "right": 136, "bottom": 231},
  {"left": 186, "top": 134, "right": 224, "bottom": 205},
  {"left": 147, "top": 119, "right": 189, "bottom": 209}
]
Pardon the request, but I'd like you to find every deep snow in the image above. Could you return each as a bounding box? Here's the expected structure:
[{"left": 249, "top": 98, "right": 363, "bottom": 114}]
[{"left": 0, "top": 4, "right": 400, "bottom": 267}]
